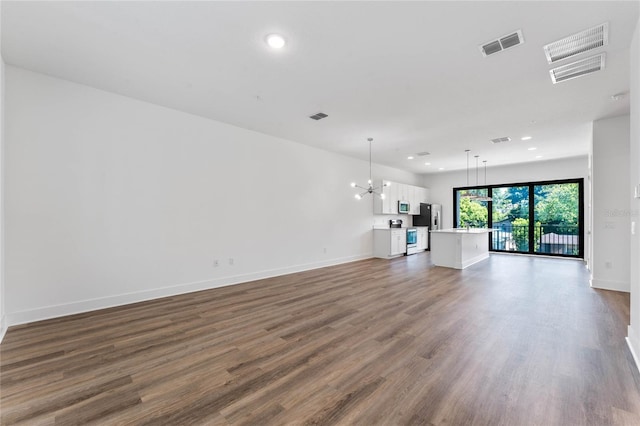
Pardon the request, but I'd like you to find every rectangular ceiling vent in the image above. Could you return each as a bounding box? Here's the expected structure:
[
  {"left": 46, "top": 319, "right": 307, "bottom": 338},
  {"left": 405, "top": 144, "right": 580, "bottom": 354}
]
[
  {"left": 416, "top": 151, "right": 431, "bottom": 156},
  {"left": 309, "top": 112, "right": 328, "bottom": 120},
  {"left": 490, "top": 137, "right": 511, "bottom": 144},
  {"left": 480, "top": 30, "right": 524, "bottom": 57},
  {"left": 543, "top": 23, "right": 608, "bottom": 64},
  {"left": 549, "top": 53, "right": 605, "bottom": 84}
]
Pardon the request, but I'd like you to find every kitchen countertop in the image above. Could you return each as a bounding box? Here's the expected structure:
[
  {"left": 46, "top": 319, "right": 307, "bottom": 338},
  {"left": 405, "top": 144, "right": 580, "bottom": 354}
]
[
  {"left": 373, "top": 226, "right": 429, "bottom": 230},
  {"left": 430, "top": 228, "right": 495, "bottom": 234}
]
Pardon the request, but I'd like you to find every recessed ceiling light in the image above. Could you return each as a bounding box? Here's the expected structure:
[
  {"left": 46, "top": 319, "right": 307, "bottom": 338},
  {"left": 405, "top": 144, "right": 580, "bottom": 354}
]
[
  {"left": 266, "top": 34, "right": 286, "bottom": 49},
  {"left": 439, "top": 167, "right": 445, "bottom": 171},
  {"left": 521, "top": 136, "right": 532, "bottom": 141},
  {"left": 407, "top": 156, "right": 414, "bottom": 160},
  {"left": 425, "top": 162, "right": 431, "bottom": 166},
  {"left": 536, "top": 155, "right": 543, "bottom": 158},
  {"left": 528, "top": 147, "right": 537, "bottom": 151}
]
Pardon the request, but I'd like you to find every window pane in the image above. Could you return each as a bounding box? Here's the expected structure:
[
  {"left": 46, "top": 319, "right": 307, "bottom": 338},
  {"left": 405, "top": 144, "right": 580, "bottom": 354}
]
[
  {"left": 534, "top": 183, "right": 580, "bottom": 255},
  {"left": 456, "top": 189, "right": 488, "bottom": 228},
  {"left": 491, "top": 186, "right": 529, "bottom": 252}
]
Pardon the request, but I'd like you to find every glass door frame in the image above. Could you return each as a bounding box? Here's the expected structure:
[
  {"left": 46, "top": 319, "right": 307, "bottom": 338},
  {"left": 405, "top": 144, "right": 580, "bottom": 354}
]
[{"left": 453, "top": 178, "right": 584, "bottom": 258}]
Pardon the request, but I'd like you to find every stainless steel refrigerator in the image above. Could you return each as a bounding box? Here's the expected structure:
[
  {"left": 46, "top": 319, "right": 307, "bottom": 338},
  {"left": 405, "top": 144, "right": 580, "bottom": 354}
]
[{"left": 411, "top": 203, "right": 441, "bottom": 250}]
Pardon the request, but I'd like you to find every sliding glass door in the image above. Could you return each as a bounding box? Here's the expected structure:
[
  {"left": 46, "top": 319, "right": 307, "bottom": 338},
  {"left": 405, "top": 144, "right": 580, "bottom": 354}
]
[
  {"left": 534, "top": 182, "right": 581, "bottom": 256},
  {"left": 454, "top": 179, "right": 583, "bottom": 258},
  {"left": 491, "top": 186, "right": 529, "bottom": 252}
]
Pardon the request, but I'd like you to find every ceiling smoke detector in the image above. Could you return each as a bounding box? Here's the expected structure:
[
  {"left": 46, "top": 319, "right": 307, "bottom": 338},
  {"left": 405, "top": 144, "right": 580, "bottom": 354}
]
[
  {"left": 479, "top": 30, "right": 525, "bottom": 57},
  {"left": 549, "top": 53, "right": 605, "bottom": 84},
  {"left": 490, "top": 137, "right": 511, "bottom": 144},
  {"left": 543, "top": 23, "right": 608, "bottom": 64},
  {"left": 309, "top": 112, "right": 328, "bottom": 120}
]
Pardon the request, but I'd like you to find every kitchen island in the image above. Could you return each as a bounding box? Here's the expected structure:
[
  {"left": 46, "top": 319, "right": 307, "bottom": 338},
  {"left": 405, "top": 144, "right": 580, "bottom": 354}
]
[{"left": 430, "top": 228, "right": 494, "bottom": 269}]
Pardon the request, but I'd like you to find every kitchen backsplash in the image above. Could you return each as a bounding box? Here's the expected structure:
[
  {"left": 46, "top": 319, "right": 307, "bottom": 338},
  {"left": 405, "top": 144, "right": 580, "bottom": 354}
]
[{"left": 373, "top": 214, "right": 413, "bottom": 228}]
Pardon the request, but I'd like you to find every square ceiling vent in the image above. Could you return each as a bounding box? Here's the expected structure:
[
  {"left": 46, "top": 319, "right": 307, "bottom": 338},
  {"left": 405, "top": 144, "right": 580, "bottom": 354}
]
[
  {"left": 309, "top": 112, "right": 328, "bottom": 120},
  {"left": 549, "top": 53, "right": 606, "bottom": 84},
  {"left": 479, "top": 30, "right": 525, "bottom": 57},
  {"left": 543, "top": 23, "right": 608, "bottom": 64},
  {"left": 490, "top": 137, "right": 511, "bottom": 144}
]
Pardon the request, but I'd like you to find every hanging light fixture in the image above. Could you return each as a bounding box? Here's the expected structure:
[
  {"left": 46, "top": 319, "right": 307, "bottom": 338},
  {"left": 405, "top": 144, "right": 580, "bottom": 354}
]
[
  {"left": 350, "top": 138, "right": 388, "bottom": 200},
  {"left": 460, "top": 149, "right": 477, "bottom": 199},
  {"left": 474, "top": 157, "right": 493, "bottom": 202}
]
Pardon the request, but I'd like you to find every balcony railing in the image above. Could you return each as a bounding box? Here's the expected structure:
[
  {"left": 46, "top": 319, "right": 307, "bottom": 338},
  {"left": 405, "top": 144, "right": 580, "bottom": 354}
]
[{"left": 491, "top": 224, "right": 580, "bottom": 256}]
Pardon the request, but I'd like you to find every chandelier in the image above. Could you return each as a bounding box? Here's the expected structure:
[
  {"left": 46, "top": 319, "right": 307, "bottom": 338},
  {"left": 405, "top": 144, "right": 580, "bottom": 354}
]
[{"left": 351, "top": 138, "right": 387, "bottom": 200}]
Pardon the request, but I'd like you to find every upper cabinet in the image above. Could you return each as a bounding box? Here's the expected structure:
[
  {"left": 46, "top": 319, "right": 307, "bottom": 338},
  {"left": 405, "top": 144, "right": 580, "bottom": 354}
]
[
  {"left": 373, "top": 180, "right": 429, "bottom": 215},
  {"left": 375, "top": 181, "right": 398, "bottom": 214},
  {"left": 412, "top": 187, "right": 428, "bottom": 214}
]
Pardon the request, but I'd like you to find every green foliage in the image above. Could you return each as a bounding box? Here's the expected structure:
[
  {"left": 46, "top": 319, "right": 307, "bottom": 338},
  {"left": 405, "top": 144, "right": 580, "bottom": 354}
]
[
  {"left": 491, "top": 186, "right": 529, "bottom": 224},
  {"left": 459, "top": 196, "right": 487, "bottom": 228},
  {"left": 490, "top": 189, "right": 510, "bottom": 223},
  {"left": 510, "top": 218, "right": 541, "bottom": 252},
  {"left": 534, "top": 184, "right": 578, "bottom": 226}
]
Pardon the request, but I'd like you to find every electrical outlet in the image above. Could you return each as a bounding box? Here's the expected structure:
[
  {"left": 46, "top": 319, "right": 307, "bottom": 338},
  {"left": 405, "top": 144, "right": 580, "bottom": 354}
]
[
  {"left": 213, "top": 259, "right": 219, "bottom": 267},
  {"left": 323, "top": 247, "right": 327, "bottom": 254},
  {"left": 229, "top": 258, "right": 234, "bottom": 266}
]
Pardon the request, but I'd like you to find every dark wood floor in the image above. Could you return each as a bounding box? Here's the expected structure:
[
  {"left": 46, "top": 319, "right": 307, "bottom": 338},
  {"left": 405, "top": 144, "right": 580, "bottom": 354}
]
[{"left": 1, "top": 253, "right": 640, "bottom": 425}]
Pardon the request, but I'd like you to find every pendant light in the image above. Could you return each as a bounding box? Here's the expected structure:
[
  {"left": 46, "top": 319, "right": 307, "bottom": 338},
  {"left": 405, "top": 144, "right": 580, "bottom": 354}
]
[
  {"left": 474, "top": 157, "right": 492, "bottom": 202},
  {"left": 460, "top": 149, "right": 477, "bottom": 199},
  {"left": 350, "top": 138, "right": 388, "bottom": 200}
]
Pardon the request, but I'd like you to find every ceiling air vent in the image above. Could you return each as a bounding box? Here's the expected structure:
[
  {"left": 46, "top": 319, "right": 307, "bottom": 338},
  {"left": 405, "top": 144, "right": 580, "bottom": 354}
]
[
  {"left": 490, "top": 137, "right": 511, "bottom": 144},
  {"left": 480, "top": 30, "right": 525, "bottom": 57},
  {"left": 416, "top": 151, "right": 431, "bottom": 156},
  {"left": 543, "top": 23, "right": 608, "bottom": 64},
  {"left": 309, "top": 112, "right": 328, "bottom": 120},
  {"left": 549, "top": 53, "right": 605, "bottom": 84}
]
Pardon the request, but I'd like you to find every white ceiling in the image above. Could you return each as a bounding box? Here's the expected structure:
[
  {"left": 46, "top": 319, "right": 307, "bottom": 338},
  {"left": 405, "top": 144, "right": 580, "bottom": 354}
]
[{"left": 2, "top": 1, "right": 638, "bottom": 174}]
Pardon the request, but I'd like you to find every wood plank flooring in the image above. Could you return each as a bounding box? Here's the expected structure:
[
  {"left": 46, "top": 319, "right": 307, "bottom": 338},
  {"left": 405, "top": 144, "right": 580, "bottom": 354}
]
[{"left": 2, "top": 253, "right": 640, "bottom": 425}]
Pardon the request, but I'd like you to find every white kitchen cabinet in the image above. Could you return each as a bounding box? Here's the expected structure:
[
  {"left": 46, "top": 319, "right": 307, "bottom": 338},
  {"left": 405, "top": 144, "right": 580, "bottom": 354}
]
[
  {"left": 373, "top": 229, "right": 407, "bottom": 258},
  {"left": 373, "top": 180, "right": 429, "bottom": 216},
  {"left": 397, "top": 183, "right": 408, "bottom": 204},
  {"left": 405, "top": 185, "right": 415, "bottom": 211},
  {"left": 415, "top": 186, "right": 426, "bottom": 205},
  {"left": 416, "top": 227, "right": 429, "bottom": 250},
  {"left": 373, "top": 181, "right": 398, "bottom": 214},
  {"left": 409, "top": 185, "right": 420, "bottom": 214}
]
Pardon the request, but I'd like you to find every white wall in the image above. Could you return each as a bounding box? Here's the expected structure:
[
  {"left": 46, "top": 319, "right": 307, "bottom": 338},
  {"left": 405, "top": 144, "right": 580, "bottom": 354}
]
[
  {"left": 628, "top": 15, "right": 640, "bottom": 370},
  {"left": 0, "top": 6, "right": 6, "bottom": 342},
  {"left": 591, "top": 115, "right": 631, "bottom": 292},
  {"left": 3, "top": 66, "right": 420, "bottom": 326}
]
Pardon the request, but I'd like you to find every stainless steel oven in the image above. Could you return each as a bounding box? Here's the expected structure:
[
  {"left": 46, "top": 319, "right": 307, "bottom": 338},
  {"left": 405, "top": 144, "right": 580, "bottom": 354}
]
[{"left": 406, "top": 228, "right": 419, "bottom": 255}]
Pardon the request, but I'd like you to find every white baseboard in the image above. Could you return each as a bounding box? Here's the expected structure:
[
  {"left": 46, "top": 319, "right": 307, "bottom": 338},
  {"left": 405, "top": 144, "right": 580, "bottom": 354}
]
[
  {"left": 627, "top": 326, "right": 640, "bottom": 373},
  {"left": 589, "top": 277, "right": 630, "bottom": 292},
  {"left": 0, "top": 315, "right": 7, "bottom": 344},
  {"left": 5, "top": 254, "right": 372, "bottom": 328},
  {"left": 460, "top": 253, "right": 490, "bottom": 269}
]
